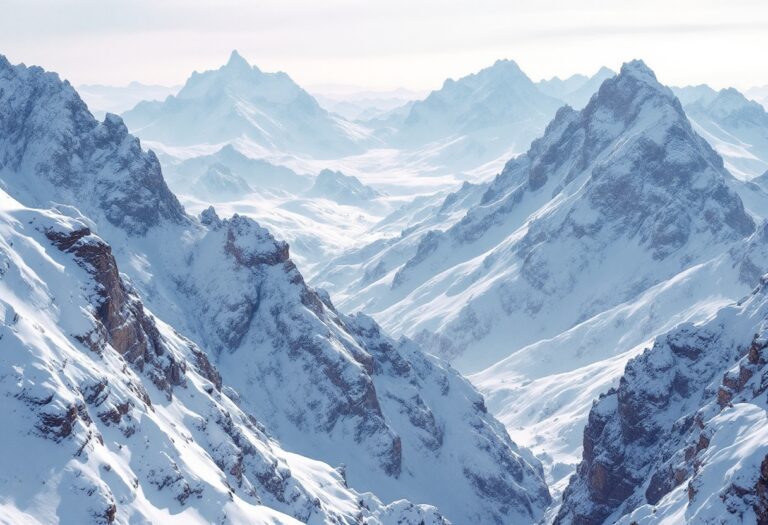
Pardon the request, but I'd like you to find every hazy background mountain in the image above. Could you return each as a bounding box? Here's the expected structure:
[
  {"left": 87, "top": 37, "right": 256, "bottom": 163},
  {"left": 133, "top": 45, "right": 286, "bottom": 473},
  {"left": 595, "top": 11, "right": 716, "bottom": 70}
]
[{"left": 77, "top": 81, "right": 179, "bottom": 119}]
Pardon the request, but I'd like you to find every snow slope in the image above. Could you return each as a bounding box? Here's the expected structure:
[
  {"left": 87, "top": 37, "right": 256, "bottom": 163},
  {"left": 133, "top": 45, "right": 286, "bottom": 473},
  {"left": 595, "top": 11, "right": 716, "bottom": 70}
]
[
  {"left": 0, "top": 53, "right": 551, "bottom": 525},
  {"left": 0, "top": 189, "right": 448, "bottom": 525}
]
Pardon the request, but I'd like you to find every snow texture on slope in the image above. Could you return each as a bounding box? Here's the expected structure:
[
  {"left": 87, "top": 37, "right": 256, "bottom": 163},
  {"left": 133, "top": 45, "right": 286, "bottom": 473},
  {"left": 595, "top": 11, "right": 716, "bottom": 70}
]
[
  {"left": 0, "top": 53, "right": 551, "bottom": 525},
  {"left": 0, "top": 190, "right": 447, "bottom": 525}
]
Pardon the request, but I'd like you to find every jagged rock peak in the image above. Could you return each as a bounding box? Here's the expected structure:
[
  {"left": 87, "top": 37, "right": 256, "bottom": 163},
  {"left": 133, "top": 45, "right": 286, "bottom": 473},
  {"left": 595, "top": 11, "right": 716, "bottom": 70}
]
[
  {"left": 0, "top": 55, "right": 187, "bottom": 234},
  {"left": 199, "top": 206, "right": 222, "bottom": 228}
]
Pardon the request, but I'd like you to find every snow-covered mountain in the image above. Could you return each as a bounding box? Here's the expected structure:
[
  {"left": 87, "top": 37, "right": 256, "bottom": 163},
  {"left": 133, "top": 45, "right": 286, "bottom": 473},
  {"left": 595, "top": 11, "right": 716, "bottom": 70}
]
[
  {"left": 307, "top": 169, "right": 381, "bottom": 204},
  {"left": 330, "top": 60, "right": 756, "bottom": 369},
  {"left": 555, "top": 274, "right": 768, "bottom": 524},
  {"left": 121, "top": 51, "right": 367, "bottom": 158},
  {"left": 312, "top": 87, "right": 424, "bottom": 121},
  {"left": 78, "top": 82, "right": 179, "bottom": 120},
  {"left": 536, "top": 66, "right": 616, "bottom": 109},
  {"left": 189, "top": 162, "right": 253, "bottom": 200},
  {"left": 318, "top": 60, "right": 768, "bottom": 497},
  {"left": 378, "top": 59, "right": 565, "bottom": 170},
  {"left": 672, "top": 84, "right": 719, "bottom": 106},
  {"left": 163, "top": 144, "right": 311, "bottom": 197},
  {"left": 0, "top": 54, "right": 552, "bottom": 525},
  {"left": 746, "top": 85, "right": 768, "bottom": 110},
  {"left": 0, "top": 190, "right": 447, "bottom": 525},
  {"left": 681, "top": 87, "right": 768, "bottom": 179}
]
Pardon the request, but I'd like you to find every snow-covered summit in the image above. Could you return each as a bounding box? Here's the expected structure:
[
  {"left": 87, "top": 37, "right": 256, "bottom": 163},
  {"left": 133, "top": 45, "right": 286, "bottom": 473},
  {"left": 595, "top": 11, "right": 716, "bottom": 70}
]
[
  {"left": 122, "top": 51, "right": 365, "bottom": 157},
  {"left": 335, "top": 58, "right": 754, "bottom": 368},
  {"left": 393, "top": 58, "right": 562, "bottom": 145},
  {"left": 365, "top": 58, "right": 564, "bottom": 170}
]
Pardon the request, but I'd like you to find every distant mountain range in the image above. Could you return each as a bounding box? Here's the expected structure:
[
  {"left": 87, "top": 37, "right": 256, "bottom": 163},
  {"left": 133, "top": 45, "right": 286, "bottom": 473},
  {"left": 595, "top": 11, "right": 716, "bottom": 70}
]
[
  {"left": 77, "top": 81, "right": 179, "bottom": 119},
  {"left": 674, "top": 85, "right": 768, "bottom": 179},
  {"left": 536, "top": 66, "right": 616, "bottom": 109},
  {"left": 311, "top": 87, "right": 427, "bottom": 121},
  {"left": 122, "top": 51, "right": 368, "bottom": 158},
  {"left": 746, "top": 84, "right": 768, "bottom": 109}
]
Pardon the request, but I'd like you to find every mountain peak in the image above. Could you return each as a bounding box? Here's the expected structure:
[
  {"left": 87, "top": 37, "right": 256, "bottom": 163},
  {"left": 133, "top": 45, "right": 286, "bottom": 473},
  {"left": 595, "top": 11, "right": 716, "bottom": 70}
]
[
  {"left": 492, "top": 58, "right": 522, "bottom": 70},
  {"left": 484, "top": 58, "right": 527, "bottom": 80},
  {"left": 596, "top": 65, "right": 616, "bottom": 76},
  {"left": 224, "top": 49, "right": 254, "bottom": 72},
  {"left": 227, "top": 49, "right": 246, "bottom": 64},
  {"left": 578, "top": 59, "right": 676, "bottom": 117},
  {"left": 618, "top": 59, "right": 658, "bottom": 84}
]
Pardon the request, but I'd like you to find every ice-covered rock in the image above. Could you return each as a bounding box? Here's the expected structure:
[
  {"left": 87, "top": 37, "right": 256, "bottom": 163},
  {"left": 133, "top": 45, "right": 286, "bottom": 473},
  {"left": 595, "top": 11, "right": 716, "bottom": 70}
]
[
  {"left": 0, "top": 55, "right": 186, "bottom": 235},
  {"left": 556, "top": 273, "right": 768, "bottom": 524}
]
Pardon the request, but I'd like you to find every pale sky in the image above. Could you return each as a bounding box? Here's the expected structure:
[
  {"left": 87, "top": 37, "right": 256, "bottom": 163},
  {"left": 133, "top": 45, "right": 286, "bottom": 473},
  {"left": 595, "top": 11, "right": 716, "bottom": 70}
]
[{"left": 2, "top": 0, "right": 767, "bottom": 92}]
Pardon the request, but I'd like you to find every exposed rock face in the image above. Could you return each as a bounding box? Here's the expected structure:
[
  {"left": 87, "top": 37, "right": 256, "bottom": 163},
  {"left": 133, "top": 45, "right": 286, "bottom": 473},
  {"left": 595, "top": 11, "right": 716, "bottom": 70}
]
[
  {"left": 556, "top": 275, "right": 768, "bottom": 524},
  {"left": 0, "top": 200, "right": 448, "bottom": 525},
  {"left": 345, "top": 313, "right": 552, "bottom": 522},
  {"left": 44, "top": 224, "right": 196, "bottom": 395},
  {"left": 757, "top": 455, "right": 768, "bottom": 525},
  {"left": 179, "top": 211, "right": 552, "bottom": 524},
  {"left": 0, "top": 55, "right": 185, "bottom": 234}
]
